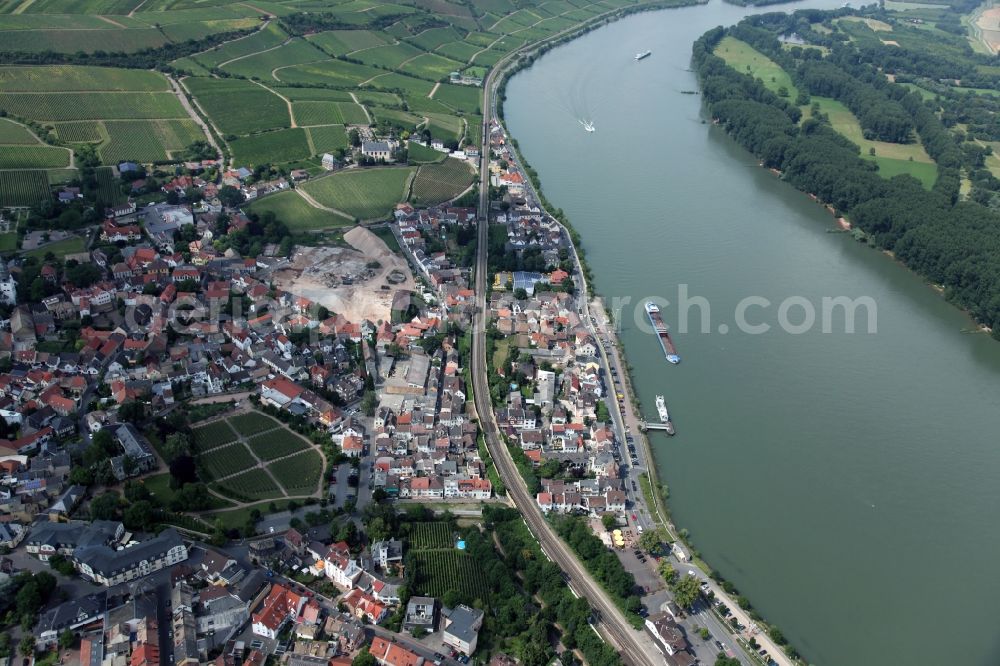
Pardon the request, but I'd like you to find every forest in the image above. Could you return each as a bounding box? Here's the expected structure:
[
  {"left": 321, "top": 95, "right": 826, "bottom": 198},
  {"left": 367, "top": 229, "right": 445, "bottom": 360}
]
[{"left": 695, "top": 10, "right": 1000, "bottom": 337}]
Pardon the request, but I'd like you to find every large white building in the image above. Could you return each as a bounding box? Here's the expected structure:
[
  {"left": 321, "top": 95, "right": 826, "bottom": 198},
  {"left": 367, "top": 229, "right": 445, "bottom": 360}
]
[{"left": 74, "top": 528, "right": 188, "bottom": 586}]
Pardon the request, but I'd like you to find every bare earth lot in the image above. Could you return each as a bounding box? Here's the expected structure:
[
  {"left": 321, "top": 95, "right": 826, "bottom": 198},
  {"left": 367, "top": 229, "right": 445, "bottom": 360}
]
[{"left": 274, "top": 225, "right": 414, "bottom": 323}]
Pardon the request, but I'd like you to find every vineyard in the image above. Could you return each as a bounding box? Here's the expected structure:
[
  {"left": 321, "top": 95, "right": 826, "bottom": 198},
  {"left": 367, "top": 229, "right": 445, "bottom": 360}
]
[
  {"left": 52, "top": 121, "right": 103, "bottom": 143},
  {"left": 183, "top": 78, "right": 290, "bottom": 135},
  {"left": 301, "top": 167, "right": 415, "bottom": 221},
  {"left": 292, "top": 101, "right": 367, "bottom": 127},
  {"left": 410, "top": 158, "right": 475, "bottom": 205},
  {"left": 215, "top": 468, "right": 285, "bottom": 502},
  {"left": 200, "top": 442, "right": 256, "bottom": 480},
  {"left": 100, "top": 119, "right": 205, "bottom": 164},
  {"left": 246, "top": 429, "right": 311, "bottom": 461},
  {"left": 0, "top": 119, "right": 38, "bottom": 144},
  {"left": 269, "top": 450, "right": 323, "bottom": 494},
  {"left": 0, "top": 92, "right": 186, "bottom": 121},
  {"left": 307, "top": 126, "right": 349, "bottom": 156},
  {"left": 410, "top": 550, "right": 490, "bottom": 604},
  {"left": 247, "top": 190, "right": 350, "bottom": 231},
  {"left": 229, "top": 128, "right": 311, "bottom": 167},
  {"left": 192, "top": 419, "right": 238, "bottom": 453},
  {"left": 0, "top": 171, "right": 50, "bottom": 207},
  {"left": 0, "top": 66, "right": 167, "bottom": 93},
  {"left": 409, "top": 522, "right": 454, "bottom": 550},
  {"left": 94, "top": 167, "right": 125, "bottom": 205},
  {"left": 0, "top": 145, "right": 69, "bottom": 169},
  {"left": 229, "top": 411, "right": 281, "bottom": 437}
]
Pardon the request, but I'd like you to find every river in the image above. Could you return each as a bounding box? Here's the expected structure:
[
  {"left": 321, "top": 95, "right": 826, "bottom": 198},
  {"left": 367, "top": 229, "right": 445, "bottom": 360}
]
[{"left": 503, "top": 3, "right": 1000, "bottom": 665}]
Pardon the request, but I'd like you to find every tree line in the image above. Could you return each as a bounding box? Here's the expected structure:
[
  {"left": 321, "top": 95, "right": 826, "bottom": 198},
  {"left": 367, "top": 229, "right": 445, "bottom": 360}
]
[{"left": 695, "top": 17, "right": 1000, "bottom": 337}]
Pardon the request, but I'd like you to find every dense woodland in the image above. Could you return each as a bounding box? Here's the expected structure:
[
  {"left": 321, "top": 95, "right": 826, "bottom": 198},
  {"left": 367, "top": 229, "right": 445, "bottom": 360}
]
[{"left": 695, "top": 9, "right": 1000, "bottom": 337}]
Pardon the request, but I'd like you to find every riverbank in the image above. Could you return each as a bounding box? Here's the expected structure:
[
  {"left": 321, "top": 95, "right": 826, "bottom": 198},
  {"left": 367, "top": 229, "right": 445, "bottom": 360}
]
[{"left": 491, "top": 13, "right": 810, "bottom": 666}]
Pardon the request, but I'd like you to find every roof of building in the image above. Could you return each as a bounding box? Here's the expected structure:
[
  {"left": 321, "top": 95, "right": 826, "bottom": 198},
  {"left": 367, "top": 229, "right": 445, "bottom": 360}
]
[{"left": 75, "top": 528, "right": 184, "bottom": 579}]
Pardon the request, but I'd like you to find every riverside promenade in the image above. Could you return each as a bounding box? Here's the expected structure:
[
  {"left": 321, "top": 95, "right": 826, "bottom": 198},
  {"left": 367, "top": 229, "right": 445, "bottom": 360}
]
[{"left": 588, "top": 298, "right": 794, "bottom": 666}]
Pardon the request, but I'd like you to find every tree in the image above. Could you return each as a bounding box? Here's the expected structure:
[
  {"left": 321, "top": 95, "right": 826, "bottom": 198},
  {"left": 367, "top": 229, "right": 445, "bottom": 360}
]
[
  {"left": 600, "top": 514, "right": 616, "bottom": 531},
  {"left": 657, "top": 560, "right": 677, "bottom": 584},
  {"left": 49, "top": 553, "right": 76, "bottom": 577},
  {"left": 360, "top": 390, "right": 377, "bottom": 417},
  {"left": 669, "top": 573, "right": 701, "bottom": 609},
  {"left": 124, "top": 500, "right": 155, "bottom": 531},
  {"left": 169, "top": 455, "right": 198, "bottom": 485},
  {"left": 58, "top": 629, "right": 76, "bottom": 650},
  {"left": 18, "top": 636, "right": 34, "bottom": 658},
  {"left": 638, "top": 528, "right": 663, "bottom": 553},
  {"left": 352, "top": 648, "right": 376, "bottom": 666},
  {"left": 90, "top": 491, "right": 121, "bottom": 520},
  {"left": 163, "top": 432, "right": 192, "bottom": 464},
  {"left": 714, "top": 657, "right": 740, "bottom": 666}
]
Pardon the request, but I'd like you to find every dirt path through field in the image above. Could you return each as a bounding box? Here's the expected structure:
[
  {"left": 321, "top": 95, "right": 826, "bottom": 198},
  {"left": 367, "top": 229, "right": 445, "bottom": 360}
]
[
  {"left": 96, "top": 15, "right": 128, "bottom": 28},
  {"left": 12, "top": 0, "right": 35, "bottom": 14},
  {"left": 251, "top": 80, "right": 297, "bottom": 127},
  {"left": 128, "top": 0, "right": 149, "bottom": 17},
  {"left": 218, "top": 34, "right": 289, "bottom": 69},
  {"left": 171, "top": 75, "right": 225, "bottom": 164},
  {"left": 349, "top": 92, "right": 372, "bottom": 123},
  {"left": 428, "top": 82, "right": 440, "bottom": 98},
  {"left": 295, "top": 187, "right": 354, "bottom": 220}
]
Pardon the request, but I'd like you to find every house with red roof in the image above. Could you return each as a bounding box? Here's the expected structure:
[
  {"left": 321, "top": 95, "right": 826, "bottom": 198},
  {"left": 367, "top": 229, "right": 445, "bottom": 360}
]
[
  {"left": 260, "top": 378, "right": 304, "bottom": 408},
  {"left": 370, "top": 636, "right": 424, "bottom": 666},
  {"left": 251, "top": 583, "right": 305, "bottom": 639}
]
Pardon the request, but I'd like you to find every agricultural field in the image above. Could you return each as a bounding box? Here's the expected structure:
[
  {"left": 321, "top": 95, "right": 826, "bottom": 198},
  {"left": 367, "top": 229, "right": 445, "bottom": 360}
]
[
  {"left": 407, "top": 26, "right": 464, "bottom": 51},
  {"left": 424, "top": 112, "right": 465, "bottom": 141},
  {"left": 0, "top": 119, "right": 37, "bottom": 145},
  {"left": 0, "top": 92, "right": 185, "bottom": 121},
  {"left": 184, "top": 77, "right": 289, "bottom": 135},
  {"left": 247, "top": 189, "right": 352, "bottom": 230},
  {"left": 275, "top": 60, "right": 384, "bottom": 88},
  {"left": 301, "top": 167, "right": 415, "bottom": 220},
  {"left": 307, "top": 125, "right": 350, "bottom": 155},
  {"left": 354, "top": 42, "right": 425, "bottom": 70},
  {"left": 714, "top": 36, "right": 799, "bottom": 99},
  {"left": 407, "top": 140, "right": 446, "bottom": 164},
  {"left": 191, "top": 410, "right": 325, "bottom": 501},
  {"left": 409, "top": 521, "right": 455, "bottom": 549},
  {"left": 410, "top": 550, "right": 490, "bottom": 603},
  {"left": 432, "top": 83, "right": 482, "bottom": 114},
  {"left": 269, "top": 450, "right": 323, "bottom": 494},
  {"left": 215, "top": 468, "right": 285, "bottom": 502},
  {"left": 229, "top": 411, "right": 282, "bottom": 437},
  {"left": 246, "top": 429, "right": 311, "bottom": 461},
  {"left": 0, "top": 66, "right": 167, "bottom": 92},
  {"left": 0, "top": 170, "right": 49, "bottom": 207},
  {"left": 399, "top": 53, "right": 466, "bottom": 80},
  {"left": 275, "top": 87, "right": 357, "bottom": 103},
  {"left": 230, "top": 128, "right": 311, "bottom": 166},
  {"left": 410, "top": 158, "right": 475, "bottom": 204},
  {"left": 94, "top": 166, "right": 125, "bottom": 205},
  {"left": 305, "top": 29, "right": 391, "bottom": 55},
  {"left": 193, "top": 21, "right": 288, "bottom": 69},
  {"left": 436, "top": 40, "right": 482, "bottom": 62},
  {"left": 221, "top": 38, "right": 327, "bottom": 80},
  {"left": 51, "top": 122, "right": 103, "bottom": 143},
  {"left": 100, "top": 119, "right": 206, "bottom": 164},
  {"left": 192, "top": 419, "right": 238, "bottom": 453},
  {"left": 0, "top": 145, "right": 70, "bottom": 169},
  {"left": 808, "top": 96, "right": 936, "bottom": 188},
  {"left": 200, "top": 442, "right": 256, "bottom": 480},
  {"left": 292, "top": 101, "right": 368, "bottom": 126}
]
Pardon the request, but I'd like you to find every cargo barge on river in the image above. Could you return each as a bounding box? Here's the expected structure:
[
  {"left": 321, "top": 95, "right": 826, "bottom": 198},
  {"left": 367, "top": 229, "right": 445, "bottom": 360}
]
[{"left": 645, "top": 301, "right": 680, "bottom": 364}]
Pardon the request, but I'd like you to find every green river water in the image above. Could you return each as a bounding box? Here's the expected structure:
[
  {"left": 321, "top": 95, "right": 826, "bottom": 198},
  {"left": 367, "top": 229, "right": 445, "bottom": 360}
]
[{"left": 503, "top": 3, "right": 1000, "bottom": 664}]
